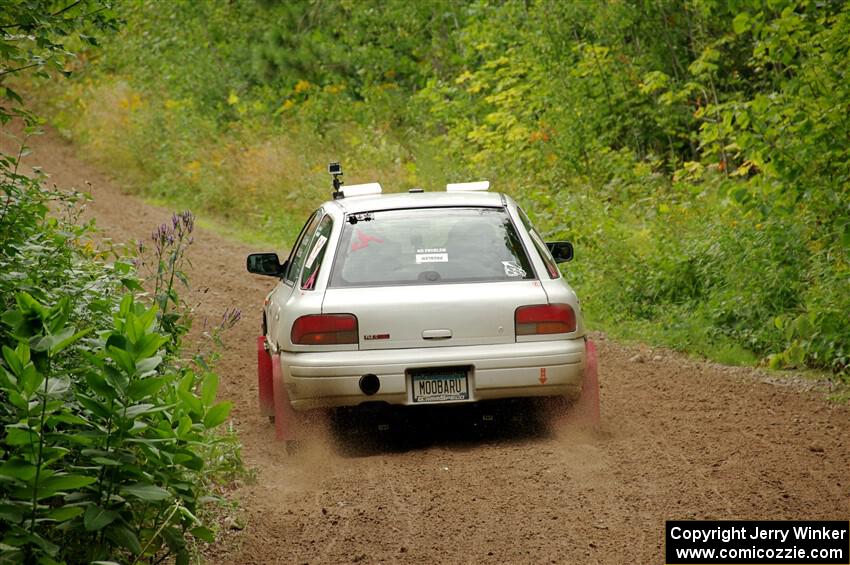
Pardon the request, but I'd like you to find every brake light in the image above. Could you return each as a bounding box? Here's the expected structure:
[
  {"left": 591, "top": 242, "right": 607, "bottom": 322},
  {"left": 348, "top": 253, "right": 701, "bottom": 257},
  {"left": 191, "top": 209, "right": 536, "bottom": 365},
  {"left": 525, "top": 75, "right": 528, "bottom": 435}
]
[
  {"left": 515, "top": 304, "right": 576, "bottom": 335},
  {"left": 291, "top": 314, "right": 358, "bottom": 345}
]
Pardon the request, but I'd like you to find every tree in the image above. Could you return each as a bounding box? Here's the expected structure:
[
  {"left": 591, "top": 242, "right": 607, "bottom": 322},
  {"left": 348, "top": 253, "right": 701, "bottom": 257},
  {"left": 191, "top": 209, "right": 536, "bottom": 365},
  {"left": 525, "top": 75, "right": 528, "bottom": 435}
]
[{"left": 0, "top": 0, "right": 118, "bottom": 124}]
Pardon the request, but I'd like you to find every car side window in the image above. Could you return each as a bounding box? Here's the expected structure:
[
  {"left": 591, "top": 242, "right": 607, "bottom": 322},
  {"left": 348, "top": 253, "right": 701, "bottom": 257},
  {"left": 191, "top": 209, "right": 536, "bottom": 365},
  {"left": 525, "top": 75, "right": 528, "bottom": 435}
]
[
  {"left": 300, "top": 215, "right": 333, "bottom": 290},
  {"left": 517, "top": 207, "right": 560, "bottom": 279},
  {"left": 284, "top": 211, "right": 322, "bottom": 284}
]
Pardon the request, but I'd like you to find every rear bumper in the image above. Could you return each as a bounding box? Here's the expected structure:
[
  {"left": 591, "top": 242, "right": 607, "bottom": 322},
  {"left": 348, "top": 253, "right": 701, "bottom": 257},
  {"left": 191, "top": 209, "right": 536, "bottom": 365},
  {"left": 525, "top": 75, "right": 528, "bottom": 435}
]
[{"left": 278, "top": 339, "right": 586, "bottom": 410}]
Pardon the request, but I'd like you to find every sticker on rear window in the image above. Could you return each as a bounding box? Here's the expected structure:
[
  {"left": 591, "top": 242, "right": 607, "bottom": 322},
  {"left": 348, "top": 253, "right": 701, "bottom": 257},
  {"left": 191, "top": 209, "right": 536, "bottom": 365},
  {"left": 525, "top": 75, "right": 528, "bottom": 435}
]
[
  {"left": 416, "top": 253, "right": 448, "bottom": 263},
  {"left": 351, "top": 230, "right": 384, "bottom": 251},
  {"left": 502, "top": 261, "right": 526, "bottom": 277},
  {"left": 416, "top": 248, "right": 448, "bottom": 264}
]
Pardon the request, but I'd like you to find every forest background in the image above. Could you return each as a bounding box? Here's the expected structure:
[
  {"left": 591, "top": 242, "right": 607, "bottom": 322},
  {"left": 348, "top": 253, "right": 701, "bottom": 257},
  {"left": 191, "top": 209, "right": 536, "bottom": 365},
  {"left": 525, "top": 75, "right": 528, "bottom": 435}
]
[{"left": 30, "top": 0, "right": 850, "bottom": 378}]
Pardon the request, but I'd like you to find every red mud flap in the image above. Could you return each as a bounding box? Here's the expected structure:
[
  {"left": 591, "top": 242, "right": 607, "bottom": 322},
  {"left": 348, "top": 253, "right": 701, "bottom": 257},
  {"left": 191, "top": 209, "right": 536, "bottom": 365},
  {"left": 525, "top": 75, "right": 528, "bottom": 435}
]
[
  {"left": 257, "top": 336, "right": 274, "bottom": 417},
  {"left": 576, "top": 338, "right": 601, "bottom": 427},
  {"left": 271, "top": 352, "right": 304, "bottom": 442}
]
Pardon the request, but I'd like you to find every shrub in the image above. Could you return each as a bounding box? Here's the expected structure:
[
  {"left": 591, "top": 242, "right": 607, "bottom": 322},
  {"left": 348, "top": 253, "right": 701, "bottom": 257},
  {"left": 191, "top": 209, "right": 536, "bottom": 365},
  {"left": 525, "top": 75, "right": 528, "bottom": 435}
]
[{"left": 0, "top": 140, "right": 240, "bottom": 564}]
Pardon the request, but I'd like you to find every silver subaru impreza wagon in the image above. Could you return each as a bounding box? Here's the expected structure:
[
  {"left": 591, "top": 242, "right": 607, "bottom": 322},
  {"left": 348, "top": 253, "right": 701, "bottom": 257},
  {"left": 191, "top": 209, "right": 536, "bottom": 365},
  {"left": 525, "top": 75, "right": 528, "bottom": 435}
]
[{"left": 248, "top": 174, "right": 598, "bottom": 441}]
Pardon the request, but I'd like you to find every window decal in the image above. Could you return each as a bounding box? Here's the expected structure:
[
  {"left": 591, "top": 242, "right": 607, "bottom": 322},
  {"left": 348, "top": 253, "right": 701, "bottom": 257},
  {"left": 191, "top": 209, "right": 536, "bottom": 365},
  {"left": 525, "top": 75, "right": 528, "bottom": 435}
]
[
  {"left": 351, "top": 229, "right": 384, "bottom": 251},
  {"left": 502, "top": 261, "right": 526, "bottom": 277},
  {"left": 305, "top": 235, "right": 328, "bottom": 269},
  {"left": 415, "top": 247, "right": 448, "bottom": 264}
]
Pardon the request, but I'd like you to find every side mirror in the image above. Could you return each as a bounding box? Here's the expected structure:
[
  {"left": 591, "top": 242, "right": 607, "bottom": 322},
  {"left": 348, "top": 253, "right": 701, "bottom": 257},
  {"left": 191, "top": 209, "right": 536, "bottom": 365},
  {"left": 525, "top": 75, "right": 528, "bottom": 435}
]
[
  {"left": 546, "top": 241, "right": 574, "bottom": 263},
  {"left": 247, "top": 253, "right": 287, "bottom": 277}
]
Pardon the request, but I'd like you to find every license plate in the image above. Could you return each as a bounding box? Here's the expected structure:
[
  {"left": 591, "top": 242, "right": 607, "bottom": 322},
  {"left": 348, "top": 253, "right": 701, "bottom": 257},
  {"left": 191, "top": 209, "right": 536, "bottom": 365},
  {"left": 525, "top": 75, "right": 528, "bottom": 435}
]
[{"left": 410, "top": 368, "right": 469, "bottom": 403}]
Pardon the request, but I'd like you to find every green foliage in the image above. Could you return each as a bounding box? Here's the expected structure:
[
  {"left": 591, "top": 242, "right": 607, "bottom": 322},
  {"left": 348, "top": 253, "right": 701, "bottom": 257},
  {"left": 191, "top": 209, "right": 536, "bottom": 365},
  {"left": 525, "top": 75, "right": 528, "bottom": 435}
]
[
  {"left": 32, "top": 0, "right": 850, "bottom": 380},
  {"left": 0, "top": 0, "right": 118, "bottom": 124},
  {"left": 0, "top": 289, "right": 235, "bottom": 563},
  {"left": 1, "top": 3, "right": 243, "bottom": 562},
  {"left": 0, "top": 157, "right": 241, "bottom": 563}
]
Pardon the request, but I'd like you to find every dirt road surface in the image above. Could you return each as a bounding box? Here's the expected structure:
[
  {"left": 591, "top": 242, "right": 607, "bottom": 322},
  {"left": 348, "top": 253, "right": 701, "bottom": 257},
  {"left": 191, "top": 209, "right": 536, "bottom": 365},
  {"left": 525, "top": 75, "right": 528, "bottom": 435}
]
[{"left": 6, "top": 128, "right": 849, "bottom": 564}]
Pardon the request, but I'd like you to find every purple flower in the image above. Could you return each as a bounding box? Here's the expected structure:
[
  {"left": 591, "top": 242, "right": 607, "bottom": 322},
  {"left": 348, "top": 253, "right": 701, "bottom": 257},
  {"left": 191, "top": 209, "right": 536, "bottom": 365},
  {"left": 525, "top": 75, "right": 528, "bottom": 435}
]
[{"left": 182, "top": 210, "right": 195, "bottom": 234}]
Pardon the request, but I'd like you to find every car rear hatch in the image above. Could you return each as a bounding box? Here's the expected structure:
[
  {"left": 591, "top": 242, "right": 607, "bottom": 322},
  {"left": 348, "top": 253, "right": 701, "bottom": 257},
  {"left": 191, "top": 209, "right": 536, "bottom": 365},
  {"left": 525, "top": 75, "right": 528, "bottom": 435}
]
[
  {"left": 322, "top": 281, "right": 548, "bottom": 349},
  {"left": 322, "top": 205, "right": 550, "bottom": 349}
]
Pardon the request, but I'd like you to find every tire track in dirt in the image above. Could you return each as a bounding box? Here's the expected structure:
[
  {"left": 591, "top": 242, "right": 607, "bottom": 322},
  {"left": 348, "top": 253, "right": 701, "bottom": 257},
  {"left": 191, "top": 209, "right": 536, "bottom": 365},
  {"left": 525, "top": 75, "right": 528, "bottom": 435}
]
[{"left": 6, "top": 126, "right": 849, "bottom": 564}]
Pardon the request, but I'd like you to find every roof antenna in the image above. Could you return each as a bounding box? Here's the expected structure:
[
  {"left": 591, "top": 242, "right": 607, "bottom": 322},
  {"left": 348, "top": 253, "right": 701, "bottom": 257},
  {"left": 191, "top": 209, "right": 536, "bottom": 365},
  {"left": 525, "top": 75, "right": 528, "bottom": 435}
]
[{"left": 329, "top": 161, "right": 344, "bottom": 199}]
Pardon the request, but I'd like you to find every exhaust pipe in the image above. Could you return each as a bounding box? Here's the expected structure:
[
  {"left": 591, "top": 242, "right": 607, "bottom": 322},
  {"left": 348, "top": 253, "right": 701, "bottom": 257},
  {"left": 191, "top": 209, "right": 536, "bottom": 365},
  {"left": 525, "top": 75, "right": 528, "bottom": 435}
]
[{"left": 359, "top": 373, "right": 380, "bottom": 396}]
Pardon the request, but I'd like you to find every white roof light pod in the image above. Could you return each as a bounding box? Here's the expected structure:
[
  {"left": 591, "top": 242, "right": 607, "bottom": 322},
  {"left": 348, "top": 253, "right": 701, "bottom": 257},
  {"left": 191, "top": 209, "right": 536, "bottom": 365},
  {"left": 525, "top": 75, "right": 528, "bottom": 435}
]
[
  {"left": 446, "top": 181, "right": 490, "bottom": 192},
  {"left": 341, "top": 183, "right": 383, "bottom": 197}
]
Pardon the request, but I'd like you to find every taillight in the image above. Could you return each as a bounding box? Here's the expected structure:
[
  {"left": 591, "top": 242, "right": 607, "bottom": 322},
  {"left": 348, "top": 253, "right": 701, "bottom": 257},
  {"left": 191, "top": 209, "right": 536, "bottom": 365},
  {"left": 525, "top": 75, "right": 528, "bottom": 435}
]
[
  {"left": 291, "top": 314, "right": 358, "bottom": 345},
  {"left": 515, "top": 304, "right": 576, "bottom": 335}
]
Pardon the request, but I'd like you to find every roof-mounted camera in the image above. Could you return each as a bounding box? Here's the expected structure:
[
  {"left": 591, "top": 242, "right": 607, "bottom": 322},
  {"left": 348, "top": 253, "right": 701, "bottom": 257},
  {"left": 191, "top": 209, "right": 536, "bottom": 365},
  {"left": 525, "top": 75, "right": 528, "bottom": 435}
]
[
  {"left": 329, "top": 161, "right": 344, "bottom": 200},
  {"left": 327, "top": 162, "right": 383, "bottom": 199}
]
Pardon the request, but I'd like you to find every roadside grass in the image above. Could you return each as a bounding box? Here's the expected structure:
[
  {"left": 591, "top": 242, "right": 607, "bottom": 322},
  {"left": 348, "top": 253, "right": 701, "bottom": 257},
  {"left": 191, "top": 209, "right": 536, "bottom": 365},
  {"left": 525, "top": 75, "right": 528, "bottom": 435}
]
[
  {"left": 827, "top": 388, "right": 850, "bottom": 404},
  {"left": 148, "top": 197, "right": 283, "bottom": 249},
  {"left": 37, "top": 78, "right": 427, "bottom": 246},
  {"left": 593, "top": 315, "right": 760, "bottom": 367}
]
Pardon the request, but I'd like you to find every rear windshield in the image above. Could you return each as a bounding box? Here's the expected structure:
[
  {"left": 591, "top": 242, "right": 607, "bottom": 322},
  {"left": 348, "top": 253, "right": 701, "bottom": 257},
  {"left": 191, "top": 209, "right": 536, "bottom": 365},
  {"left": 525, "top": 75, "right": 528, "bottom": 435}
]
[{"left": 329, "top": 207, "right": 535, "bottom": 287}]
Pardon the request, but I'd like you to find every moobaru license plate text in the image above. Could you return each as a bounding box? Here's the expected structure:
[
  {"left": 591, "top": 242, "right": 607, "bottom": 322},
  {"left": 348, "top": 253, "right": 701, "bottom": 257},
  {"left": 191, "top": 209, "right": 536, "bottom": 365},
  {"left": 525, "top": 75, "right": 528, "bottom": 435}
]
[{"left": 412, "top": 372, "right": 469, "bottom": 402}]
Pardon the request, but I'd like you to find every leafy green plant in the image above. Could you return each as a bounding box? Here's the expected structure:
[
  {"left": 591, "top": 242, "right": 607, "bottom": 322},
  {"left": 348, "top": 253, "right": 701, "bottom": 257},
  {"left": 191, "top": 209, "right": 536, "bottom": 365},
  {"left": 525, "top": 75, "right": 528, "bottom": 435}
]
[
  {"left": 0, "top": 0, "right": 118, "bottom": 126},
  {"left": 0, "top": 156, "right": 242, "bottom": 563},
  {"left": 0, "top": 128, "right": 241, "bottom": 565},
  {"left": 0, "top": 289, "right": 234, "bottom": 563},
  {"left": 1, "top": 3, "right": 247, "bottom": 562},
  {"left": 0, "top": 140, "right": 240, "bottom": 564}
]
